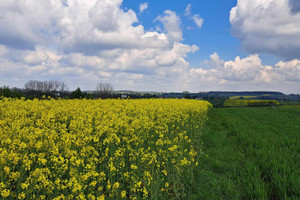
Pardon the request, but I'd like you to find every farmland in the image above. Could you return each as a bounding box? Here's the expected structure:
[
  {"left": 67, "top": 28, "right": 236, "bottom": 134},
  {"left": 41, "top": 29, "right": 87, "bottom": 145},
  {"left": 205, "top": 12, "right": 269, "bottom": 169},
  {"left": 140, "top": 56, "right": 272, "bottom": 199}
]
[
  {"left": 192, "top": 106, "right": 300, "bottom": 199},
  {"left": 0, "top": 98, "right": 211, "bottom": 199},
  {"left": 0, "top": 98, "right": 299, "bottom": 199}
]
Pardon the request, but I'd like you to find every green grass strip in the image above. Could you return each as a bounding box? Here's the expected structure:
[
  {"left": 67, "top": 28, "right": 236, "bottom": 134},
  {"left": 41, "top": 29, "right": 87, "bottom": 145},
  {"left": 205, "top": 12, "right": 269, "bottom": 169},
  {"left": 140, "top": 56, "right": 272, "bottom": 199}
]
[{"left": 189, "top": 106, "right": 300, "bottom": 199}]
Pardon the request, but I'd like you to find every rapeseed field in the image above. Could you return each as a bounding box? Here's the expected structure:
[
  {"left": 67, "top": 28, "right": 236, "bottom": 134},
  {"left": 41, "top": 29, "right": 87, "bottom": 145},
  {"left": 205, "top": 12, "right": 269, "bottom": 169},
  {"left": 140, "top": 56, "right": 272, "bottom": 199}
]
[
  {"left": 224, "top": 99, "right": 279, "bottom": 107},
  {"left": 0, "top": 98, "right": 212, "bottom": 199}
]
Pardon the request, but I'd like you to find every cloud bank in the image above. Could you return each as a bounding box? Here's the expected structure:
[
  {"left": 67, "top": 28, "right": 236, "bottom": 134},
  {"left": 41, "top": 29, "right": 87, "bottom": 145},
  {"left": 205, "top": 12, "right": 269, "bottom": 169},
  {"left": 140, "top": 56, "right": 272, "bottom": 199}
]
[
  {"left": 189, "top": 53, "right": 300, "bottom": 93},
  {"left": 0, "top": 0, "right": 198, "bottom": 91}
]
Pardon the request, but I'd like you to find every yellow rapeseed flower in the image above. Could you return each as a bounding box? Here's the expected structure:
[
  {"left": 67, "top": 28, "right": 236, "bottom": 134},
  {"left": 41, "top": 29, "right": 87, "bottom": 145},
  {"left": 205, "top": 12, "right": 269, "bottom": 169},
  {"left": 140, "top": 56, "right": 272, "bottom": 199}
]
[
  {"left": 1, "top": 189, "right": 10, "bottom": 198},
  {"left": 121, "top": 190, "right": 126, "bottom": 198},
  {"left": 0, "top": 98, "right": 212, "bottom": 199}
]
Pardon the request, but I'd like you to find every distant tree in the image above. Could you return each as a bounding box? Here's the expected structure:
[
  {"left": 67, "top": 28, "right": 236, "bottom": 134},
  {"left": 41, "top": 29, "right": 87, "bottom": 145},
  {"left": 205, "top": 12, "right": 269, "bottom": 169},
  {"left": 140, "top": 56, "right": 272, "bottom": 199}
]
[
  {"left": 59, "top": 81, "right": 68, "bottom": 94},
  {"left": 86, "top": 93, "right": 94, "bottom": 99},
  {"left": 0, "top": 86, "right": 11, "bottom": 97},
  {"left": 183, "top": 91, "right": 191, "bottom": 99},
  {"left": 10, "top": 87, "right": 24, "bottom": 98},
  {"left": 24, "top": 80, "right": 68, "bottom": 97},
  {"left": 95, "top": 82, "right": 114, "bottom": 98},
  {"left": 0, "top": 86, "right": 25, "bottom": 98},
  {"left": 71, "top": 87, "right": 85, "bottom": 99},
  {"left": 24, "top": 80, "right": 38, "bottom": 91}
]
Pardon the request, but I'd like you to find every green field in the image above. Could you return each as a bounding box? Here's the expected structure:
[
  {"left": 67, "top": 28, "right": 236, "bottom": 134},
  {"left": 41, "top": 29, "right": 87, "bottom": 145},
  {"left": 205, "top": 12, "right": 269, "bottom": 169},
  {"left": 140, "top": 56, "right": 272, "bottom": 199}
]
[
  {"left": 279, "top": 101, "right": 300, "bottom": 106},
  {"left": 189, "top": 106, "right": 300, "bottom": 199}
]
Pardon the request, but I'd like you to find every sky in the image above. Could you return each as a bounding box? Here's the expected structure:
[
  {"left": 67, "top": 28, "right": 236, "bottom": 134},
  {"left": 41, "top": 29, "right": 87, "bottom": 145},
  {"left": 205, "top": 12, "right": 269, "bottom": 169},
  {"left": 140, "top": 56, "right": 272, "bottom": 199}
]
[{"left": 0, "top": 0, "right": 300, "bottom": 94}]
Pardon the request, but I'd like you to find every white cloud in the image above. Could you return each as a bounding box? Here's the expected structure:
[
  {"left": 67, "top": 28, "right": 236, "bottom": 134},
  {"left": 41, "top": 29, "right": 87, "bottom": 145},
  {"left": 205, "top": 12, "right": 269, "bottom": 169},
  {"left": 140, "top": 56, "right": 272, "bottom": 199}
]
[
  {"left": 23, "top": 50, "right": 49, "bottom": 65},
  {"left": 61, "top": 53, "right": 106, "bottom": 70},
  {"left": 192, "top": 14, "right": 204, "bottom": 28},
  {"left": 183, "top": 4, "right": 204, "bottom": 29},
  {"left": 191, "top": 54, "right": 264, "bottom": 82},
  {"left": 189, "top": 53, "right": 300, "bottom": 93},
  {"left": 230, "top": 0, "right": 300, "bottom": 60},
  {"left": 60, "top": 0, "right": 145, "bottom": 52},
  {"left": 0, "top": 0, "right": 64, "bottom": 49},
  {"left": 201, "top": 52, "right": 224, "bottom": 68},
  {"left": 88, "top": 0, "right": 137, "bottom": 32},
  {"left": 0, "top": 0, "right": 201, "bottom": 91},
  {"left": 0, "top": 0, "right": 299, "bottom": 93},
  {"left": 184, "top": 4, "right": 192, "bottom": 16},
  {"left": 0, "top": 0, "right": 173, "bottom": 54},
  {"left": 275, "top": 59, "right": 300, "bottom": 81},
  {"left": 139, "top": 2, "right": 148, "bottom": 13},
  {"left": 155, "top": 10, "right": 183, "bottom": 44},
  {"left": 0, "top": 41, "right": 198, "bottom": 92},
  {"left": 98, "top": 71, "right": 112, "bottom": 78},
  {"left": 0, "top": 45, "right": 7, "bottom": 57},
  {"left": 1, "top": 44, "right": 300, "bottom": 93}
]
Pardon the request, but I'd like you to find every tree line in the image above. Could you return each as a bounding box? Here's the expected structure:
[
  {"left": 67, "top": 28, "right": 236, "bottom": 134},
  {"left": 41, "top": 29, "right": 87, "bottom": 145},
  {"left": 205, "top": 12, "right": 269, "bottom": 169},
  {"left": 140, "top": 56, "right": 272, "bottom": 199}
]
[{"left": 0, "top": 80, "right": 116, "bottom": 99}]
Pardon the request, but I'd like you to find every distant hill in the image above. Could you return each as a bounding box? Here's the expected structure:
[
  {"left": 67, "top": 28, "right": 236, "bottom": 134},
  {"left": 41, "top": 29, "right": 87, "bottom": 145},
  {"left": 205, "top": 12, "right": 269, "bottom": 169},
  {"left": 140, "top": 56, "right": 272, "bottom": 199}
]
[
  {"left": 206, "top": 91, "right": 284, "bottom": 97},
  {"left": 160, "top": 91, "right": 299, "bottom": 101}
]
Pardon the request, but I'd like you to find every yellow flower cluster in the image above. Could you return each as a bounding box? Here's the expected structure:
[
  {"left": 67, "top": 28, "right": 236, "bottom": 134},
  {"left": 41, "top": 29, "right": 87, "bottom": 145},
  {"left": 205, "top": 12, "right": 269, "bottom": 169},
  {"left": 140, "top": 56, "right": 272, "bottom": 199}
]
[
  {"left": 0, "top": 98, "right": 212, "bottom": 199},
  {"left": 224, "top": 99, "right": 279, "bottom": 107}
]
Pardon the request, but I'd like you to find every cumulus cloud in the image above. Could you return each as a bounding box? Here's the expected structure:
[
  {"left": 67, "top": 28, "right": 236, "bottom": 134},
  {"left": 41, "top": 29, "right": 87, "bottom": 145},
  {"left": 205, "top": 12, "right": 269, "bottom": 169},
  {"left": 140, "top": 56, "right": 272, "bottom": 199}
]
[
  {"left": 0, "top": 0, "right": 185, "bottom": 54},
  {"left": 23, "top": 50, "right": 50, "bottom": 66},
  {"left": 0, "top": 0, "right": 202, "bottom": 91},
  {"left": 0, "top": 45, "right": 7, "bottom": 57},
  {"left": 0, "top": 0, "right": 64, "bottom": 50},
  {"left": 155, "top": 10, "right": 183, "bottom": 44},
  {"left": 1, "top": 43, "right": 300, "bottom": 93},
  {"left": 139, "top": 2, "right": 148, "bottom": 13},
  {"left": 0, "top": 46, "right": 194, "bottom": 91},
  {"left": 60, "top": 0, "right": 146, "bottom": 52},
  {"left": 183, "top": 4, "right": 204, "bottom": 29},
  {"left": 191, "top": 54, "right": 265, "bottom": 82},
  {"left": 189, "top": 53, "right": 300, "bottom": 93},
  {"left": 61, "top": 53, "right": 106, "bottom": 70},
  {"left": 201, "top": 52, "right": 224, "bottom": 68},
  {"left": 192, "top": 14, "right": 204, "bottom": 28},
  {"left": 0, "top": 39, "right": 197, "bottom": 92},
  {"left": 1, "top": 0, "right": 299, "bottom": 93},
  {"left": 0, "top": 0, "right": 175, "bottom": 53},
  {"left": 88, "top": 0, "right": 137, "bottom": 32},
  {"left": 230, "top": 0, "right": 300, "bottom": 60},
  {"left": 275, "top": 59, "right": 300, "bottom": 81}
]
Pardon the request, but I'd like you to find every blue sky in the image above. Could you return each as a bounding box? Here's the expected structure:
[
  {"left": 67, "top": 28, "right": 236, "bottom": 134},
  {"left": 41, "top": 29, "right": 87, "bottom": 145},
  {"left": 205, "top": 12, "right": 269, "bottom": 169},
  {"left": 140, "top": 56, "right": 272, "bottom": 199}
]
[{"left": 0, "top": 0, "right": 299, "bottom": 93}]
